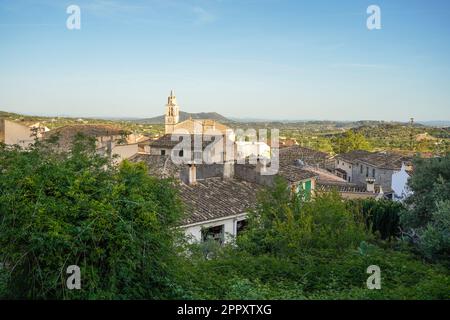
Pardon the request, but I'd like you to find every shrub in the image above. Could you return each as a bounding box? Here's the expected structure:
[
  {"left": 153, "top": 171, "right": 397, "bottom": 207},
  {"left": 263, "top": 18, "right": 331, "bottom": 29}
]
[{"left": 0, "top": 136, "right": 184, "bottom": 299}]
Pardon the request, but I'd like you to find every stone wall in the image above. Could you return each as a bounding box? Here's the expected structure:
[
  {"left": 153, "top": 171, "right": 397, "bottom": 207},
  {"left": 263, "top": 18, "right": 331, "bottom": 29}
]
[{"left": 234, "top": 163, "right": 275, "bottom": 187}]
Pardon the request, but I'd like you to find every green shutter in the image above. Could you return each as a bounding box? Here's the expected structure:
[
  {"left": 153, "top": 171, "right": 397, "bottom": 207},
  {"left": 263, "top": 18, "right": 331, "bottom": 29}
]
[{"left": 304, "top": 180, "right": 312, "bottom": 192}]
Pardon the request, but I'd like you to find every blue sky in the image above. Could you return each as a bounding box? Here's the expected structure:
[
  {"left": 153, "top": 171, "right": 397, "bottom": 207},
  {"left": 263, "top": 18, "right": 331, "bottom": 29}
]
[{"left": 0, "top": 0, "right": 449, "bottom": 121}]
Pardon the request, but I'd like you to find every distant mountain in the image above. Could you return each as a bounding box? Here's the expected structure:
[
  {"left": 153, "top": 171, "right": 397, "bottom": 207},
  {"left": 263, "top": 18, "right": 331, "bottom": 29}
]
[
  {"left": 137, "top": 111, "right": 232, "bottom": 124},
  {"left": 0, "top": 110, "right": 20, "bottom": 117},
  {"left": 418, "top": 121, "right": 450, "bottom": 128}
]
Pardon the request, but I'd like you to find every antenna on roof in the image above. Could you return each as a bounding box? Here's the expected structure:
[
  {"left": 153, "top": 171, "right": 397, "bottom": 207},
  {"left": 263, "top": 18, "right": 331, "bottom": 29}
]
[{"left": 409, "top": 117, "right": 414, "bottom": 151}]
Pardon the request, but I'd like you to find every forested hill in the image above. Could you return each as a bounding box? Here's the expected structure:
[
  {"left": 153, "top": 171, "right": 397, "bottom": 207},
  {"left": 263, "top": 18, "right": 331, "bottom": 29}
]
[{"left": 136, "top": 111, "right": 232, "bottom": 124}]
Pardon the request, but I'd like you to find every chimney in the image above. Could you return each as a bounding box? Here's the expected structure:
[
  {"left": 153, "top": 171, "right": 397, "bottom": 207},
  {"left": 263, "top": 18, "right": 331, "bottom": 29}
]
[
  {"left": 188, "top": 164, "right": 197, "bottom": 185},
  {"left": 255, "top": 157, "right": 269, "bottom": 175},
  {"left": 106, "top": 140, "right": 114, "bottom": 158},
  {"left": 223, "top": 161, "right": 234, "bottom": 180},
  {"left": 366, "top": 177, "right": 376, "bottom": 193}
]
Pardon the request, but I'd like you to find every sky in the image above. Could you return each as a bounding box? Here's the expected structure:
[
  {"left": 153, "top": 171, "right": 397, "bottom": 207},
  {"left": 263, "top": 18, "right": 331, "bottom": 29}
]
[{"left": 0, "top": 0, "right": 450, "bottom": 121}]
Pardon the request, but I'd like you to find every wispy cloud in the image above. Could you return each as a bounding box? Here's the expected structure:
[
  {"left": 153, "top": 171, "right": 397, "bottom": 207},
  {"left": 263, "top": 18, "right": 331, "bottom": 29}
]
[
  {"left": 82, "top": 0, "right": 149, "bottom": 16},
  {"left": 192, "top": 7, "right": 216, "bottom": 25},
  {"left": 331, "top": 63, "right": 395, "bottom": 70}
]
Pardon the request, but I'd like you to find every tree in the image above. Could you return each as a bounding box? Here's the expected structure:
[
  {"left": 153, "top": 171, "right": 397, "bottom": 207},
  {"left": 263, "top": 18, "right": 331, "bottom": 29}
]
[
  {"left": 333, "top": 130, "right": 371, "bottom": 154},
  {"left": 401, "top": 154, "right": 450, "bottom": 261},
  {"left": 0, "top": 135, "right": 184, "bottom": 299},
  {"left": 238, "top": 177, "right": 369, "bottom": 256},
  {"left": 182, "top": 177, "right": 449, "bottom": 300},
  {"left": 348, "top": 199, "right": 404, "bottom": 240}
]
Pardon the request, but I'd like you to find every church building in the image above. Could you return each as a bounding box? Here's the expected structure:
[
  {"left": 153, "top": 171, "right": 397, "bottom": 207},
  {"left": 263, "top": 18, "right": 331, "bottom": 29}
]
[{"left": 164, "top": 90, "right": 230, "bottom": 135}]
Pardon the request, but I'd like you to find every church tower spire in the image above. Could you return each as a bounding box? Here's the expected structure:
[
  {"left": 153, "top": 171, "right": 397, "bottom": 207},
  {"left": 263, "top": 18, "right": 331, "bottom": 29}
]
[{"left": 165, "top": 89, "right": 180, "bottom": 134}]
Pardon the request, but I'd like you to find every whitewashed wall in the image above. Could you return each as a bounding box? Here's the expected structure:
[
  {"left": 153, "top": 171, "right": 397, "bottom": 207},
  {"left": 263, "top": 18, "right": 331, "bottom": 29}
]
[
  {"left": 391, "top": 163, "right": 412, "bottom": 201},
  {"left": 1, "top": 120, "right": 35, "bottom": 148},
  {"left": 335, "top": 159, "right": 353, "bottom": 182},
  {"left": 112, "top": 143, "right": 139, "bottom": 163},
  {"left": 182, "top": 213, "right": 247, "bottom": 244}
]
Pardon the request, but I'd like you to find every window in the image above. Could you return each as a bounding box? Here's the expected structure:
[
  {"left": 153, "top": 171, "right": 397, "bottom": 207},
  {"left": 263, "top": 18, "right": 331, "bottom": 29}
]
[
  {"left": 202, "top": 225, "right": 224, "bottom": 244},
  {"left": 179, "top": 150, "right": 184, "bottom": 157},
  {"left": 297, "top": 180, "right": 312, "bottom": 200},
  {"left": 360, "top": 165, "right": 363, "bottom": 174},
  {"left": 372, "top": 168, "right": 376, "bottom": 177},
  {"left": 366, "top": 167, "right": 369, "bottom": 178},
  {"left": 236, "top": 220, "right": 248, "bottom": 235},
  {"left": 161, "top": 149, "right": 166, "bottom": 156}
]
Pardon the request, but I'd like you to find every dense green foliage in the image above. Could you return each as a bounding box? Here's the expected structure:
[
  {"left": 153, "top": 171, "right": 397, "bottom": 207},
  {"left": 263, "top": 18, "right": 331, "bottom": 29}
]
[
  {"left": 0, "top": 139, "right": 448, "bottom": 300},
  {"left": 0, "top": 136, "right": 184, "bottom": 299},
  {"left": 238, "top": 178, "right": 368, "bottom": 256},
  {"left": 347, "top": 199, "right": 404, "bottom": 240},
  {"left": 401, "top": 154, "right": 450, "bottom": 262},
  {"left": 332, "top": 130, "right": 371, "bottom": 154},
  {"left": 180, "top": 178, "right": 449, "bottom": 300}
]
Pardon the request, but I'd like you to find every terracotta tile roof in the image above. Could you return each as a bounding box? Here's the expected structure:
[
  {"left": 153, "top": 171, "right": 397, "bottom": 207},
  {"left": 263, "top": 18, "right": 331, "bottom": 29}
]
[
  {"left": 47, "top": 124, "right": 125, "bottom": 137},
  {"left": 358, "top": 152, "right": 411, "bottom": 170},
  {"left": 149, "top": 134, "right": 222, "bottom": 149},
  {"left": 317, "top": 182, "right": 368, "bottom": 193},
  {"left": 44, "top": 124, "right": 126, "bottom": 150},
  {"left": 174, "top": 119, "right": 230, "bottom": 134},
  {"left": 317, "top": 182, "right": 390, "bottom": 194},
  {"left": 179, "top": 177, "right": 262, "bottom": 225},
  {"left": 335, "top": 150, "right": 372, "bottom": 164},
  {"left": 279, "top": 145, "right": 331, "bottom": 167},
  {"left": 306, "top": 166, "right": 347, "bottom": 184},
  {"left": 336, "top": 150, "right": 412, "bottom": 170},
  {"left": 129, "top": 154, "right": 181, "bottom": 179},
  {"left": 277, "top": 165, "right": 318, "bottom": 183}
]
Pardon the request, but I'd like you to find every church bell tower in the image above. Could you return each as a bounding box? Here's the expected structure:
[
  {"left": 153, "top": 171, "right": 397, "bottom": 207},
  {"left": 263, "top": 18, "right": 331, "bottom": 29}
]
[{"left": 165, "top": 89, "right": 180, "bottom": 134}]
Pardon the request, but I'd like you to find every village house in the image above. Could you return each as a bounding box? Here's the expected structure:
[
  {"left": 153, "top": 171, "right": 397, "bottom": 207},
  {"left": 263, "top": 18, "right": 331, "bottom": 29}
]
[
  {"left": 161, "top": 159, "right": 318, "bottom": 243},
  {"left": 129, "top": 91, "right": 319, "bottom": 243},
  {"left": 279, "top": 146, "right": 386, "bottom": 199},
  {"left": 179, "top": 177, "right": 262, "bottom": 244},
  {"left": 0, "top": 118, "right": 49, "bottom": 148},
  {"left": 334, "top": 150, "right": 412, "bottom": 199},
  {"left": 159, "top": 90, "right": 270, "bottom": 161},
  {"left": 279, "top": 145, "right": 334, "bottom": 169},
  {"left": 131, "top": 152, "right": 318, "bottom": 243},
  {"left": 43, "top": 124, "right": 139, "bottom": 163},
  {"left": 391, "top": 163, "right": 413, "bottom": 201}
]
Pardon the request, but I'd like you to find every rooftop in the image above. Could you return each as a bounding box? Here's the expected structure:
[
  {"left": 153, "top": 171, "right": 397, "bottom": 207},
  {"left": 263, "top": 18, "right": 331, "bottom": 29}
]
[
  {"left": 179, "top": 177, "right": 262, "bottom": 225},
  {"left": 279, "top": 145, "right": 331, "bottom": 167},
  {"left": 43, "top": 124, "right": 127, "bottom": 150},
  {"left": 335, "top": 150, "right": 372, "bottom": 163},
  {"left": 129, "top": 154, "right": 181, "bottom": 179},
  {"left": 149, "top": 133, "right": 224, "bottom": 149},
  {"left": 277, "top": 165, "right": 318, "bottom": 183},
  {"left": 317, "top": 182, "right": 388, "bottom": 194},
  {"left": 306, "top": 166, "right": 347, "bottom": 184},
  {"left": 336, "top": 150, "right": 412, "bottom": 170}
]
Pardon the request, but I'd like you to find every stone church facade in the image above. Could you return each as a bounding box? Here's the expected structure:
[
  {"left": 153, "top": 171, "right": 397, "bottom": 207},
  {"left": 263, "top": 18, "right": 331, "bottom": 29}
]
[{"left": 164, "top": 90, "right": 230, "bottom": 135}]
